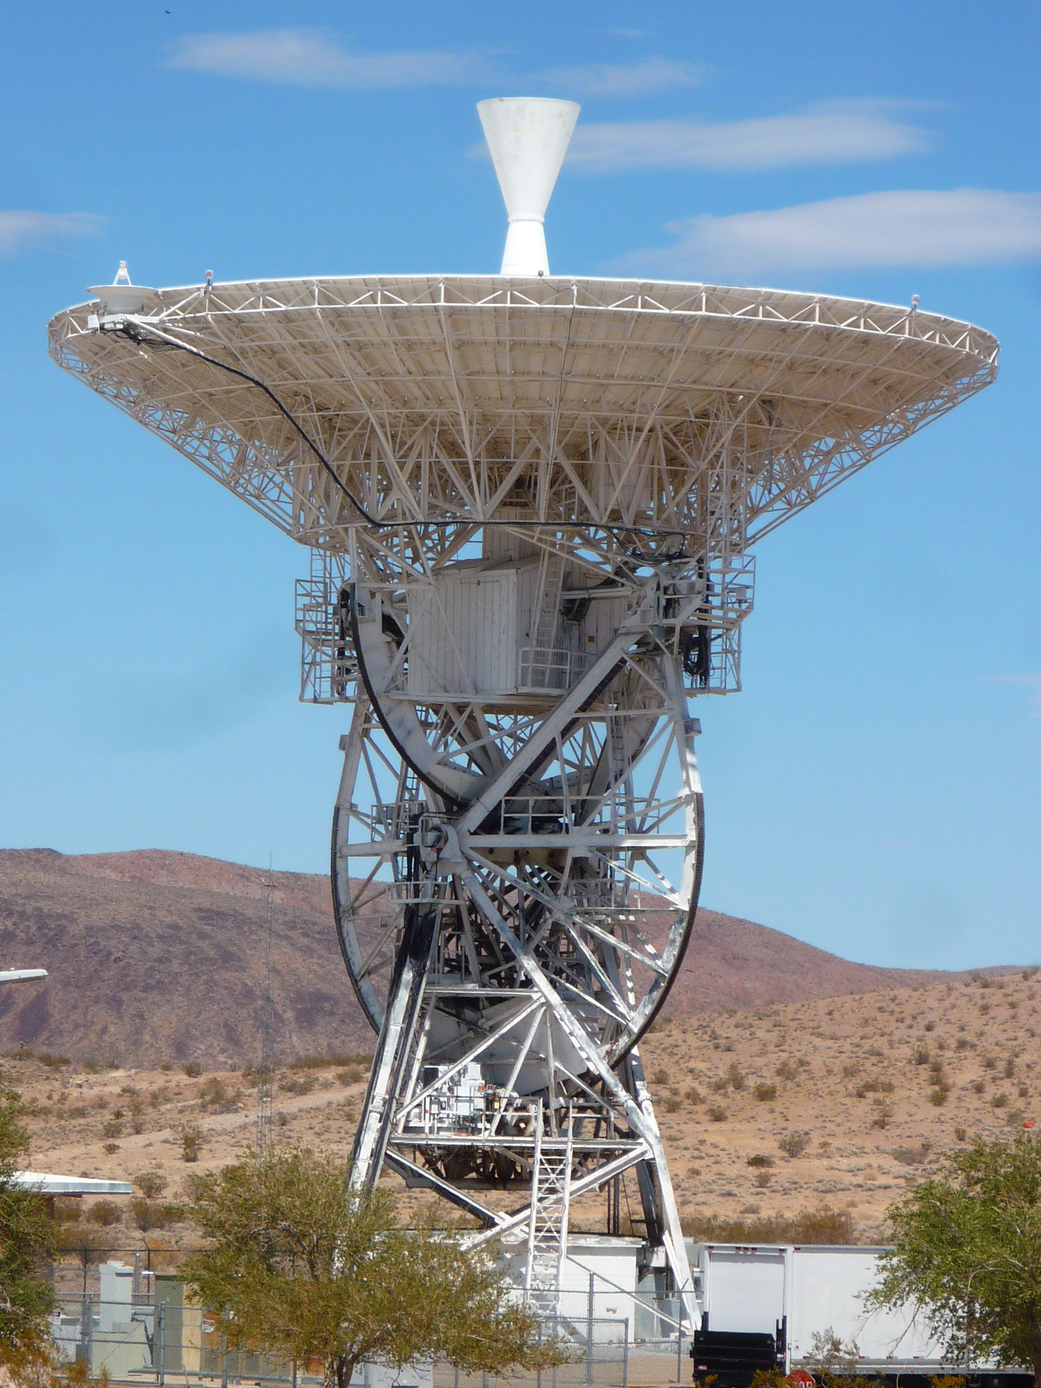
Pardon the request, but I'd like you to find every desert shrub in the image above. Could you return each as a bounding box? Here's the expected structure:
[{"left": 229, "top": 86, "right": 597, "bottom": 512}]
[
  {"left": 52, "top": 1196, "right": 82, "bottom": 1223},
  {"left": 983, "top": 1055, "right": 997, "bottom": 1070},
  {"left": 753, "top": 1082, "right": 777, "bottom": 1102},
  {"left": 289, "top": 1052, "right": 371, "bottom": 1071},
  {"left": 924, "top": 1020, "right": 935, "bottom": 1032},
  {"left": 775, "top": 1059, "right": 798, "bottom": 1081},
  {"left": 280, "top": 1073, "right": 318, "bottom": 1096},
  {"left": 841, "top": 1061, "right": 861, "bottom": 1078},
  {"left": 725, "top": 1063, "right": 746, "bottom": 1090},
  {"left": 684, "top": 1086, "right": 704, "bottom": 1105},
  {"left": 133, "top": 1172, "right": 168, "bottom": 1200},
  {"left": 1019, "top": 1084, "right": 1029, "bottom": 1098},
  {"left": 710, "top": 1077, "right": 729, "bottom": 1093},
  {"left": 954, "top": 1126, "right": 968, "bottom": 1141},
  {"left": 707, "top": 1105, "right": 727, "bottom": 1122},
  {"left": 290, "top": 1054, "right": 331, "bottom": 1071},
  {"left": 1004, "top": 1058, "right": 1016, "bottom": 1078},
  {"left": 651, "top": 1068, "right": 670, "bottom": 1086},
  {"left": 179, "top": 1122, "right": 204, "bottom": 1162},
  {"left": 779, "top": 1131, "right": 810, "bottom": 1158},
  {"left": 38, "top": 1052, "right": 71, "bottom": 1068},
  {"left": 914, "top": 1046, "right": 931, "bottom": 1066},
  {"left": 871, "top": 1101, "right": 894, "bottom": 1129},
  {"left": 680, "top": 1205, "right": 854, "bottom": 1244},
  {"left": 754, "top": 1171, "right": 772, "bottom": 1189},
  {"left": 101, "top": 1119, "right": 123, "bottom": 1139},
  {"left": 972, "top": 1079, "right": 986, "bottom": 1094},
  {"left": 746, "top": 1154, "right": 774, "bottom": 1168},
  {"left": 183, "top": 1062, "right": 203, "bottom": 1078},
  {"left": 159, "top": 1063, "right": 173, "bottom": 1072},
  {"left": 855, "top": 1078, "right": 894, "bottom": 1098},
  {"left": 891, "top": 1144, "right": 931, "bottom": 1166},
  {"left": 992, "top": 1092, "right": 1010, "bottom": 1109},
  {"left": 102, "top": 1141, "right": 120, "bottom": 1154},
  {"left": 198, "top": 1078, "right": 241, "bottom": 1113},
  {"left": 131, "top": 1198, "right": 166, "bottom": 1232},
  {"left": 664, "top": 1097, "right": 682, "bottom": 1113},
  {"left": 131, "top": 1199, "right": 185, "bottom": 1232},
  {"left": 87, "top": 1199, "right": 121, "bottom": 1227},
  {"left": 956, "top": 1037, "right": 971, "bottom": 1050},
  {"left": 199, "top": 1077, "right": 227, "bottom": 1105},
  {"left": 929, "top": 1087, "right": 950, "bottom": 1106},
  {"left": 337, "top": 1068, "right": 365, "bottom": 1086}
]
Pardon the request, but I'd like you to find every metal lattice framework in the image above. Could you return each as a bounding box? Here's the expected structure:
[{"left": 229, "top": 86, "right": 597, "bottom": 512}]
[{"left": 48, "top": 272, "right": 997, "bottom": 1317}]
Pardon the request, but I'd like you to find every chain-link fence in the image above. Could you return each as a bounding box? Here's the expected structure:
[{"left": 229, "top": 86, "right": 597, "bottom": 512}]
[{"left": 48, "top": 1252, "right": 691, "bottom": 1388}]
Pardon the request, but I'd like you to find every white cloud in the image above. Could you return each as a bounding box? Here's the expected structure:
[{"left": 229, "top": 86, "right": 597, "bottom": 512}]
[
  {"left": 567, "top": 102, "right": 931, "bottom": 172},
  {"left": 535, "top": 57, "right": 705, "bottom": 97},
  {"left": 168, "top": 29, "right": 494, "bottom": 87},
  {"left": 0, "top": 212, "right": 100, "bottom": 257},
  {"left": 619, "top": 188, "right": 1041, "bottom": 277},
  {"left": 170, "top": 31, "right": 703, "bottom": 98}
]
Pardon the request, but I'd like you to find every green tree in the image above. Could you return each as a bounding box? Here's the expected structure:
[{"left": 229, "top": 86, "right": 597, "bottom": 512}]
[
  {"left": 183, "top": 1147, "right": 563, "bottom": 1388},
  {"left": 0, "top": 1089, "right": 56, "bottom": 1378},
  {"left": 870, "top": 1133, "right": 1041, "bottom": 1379}
]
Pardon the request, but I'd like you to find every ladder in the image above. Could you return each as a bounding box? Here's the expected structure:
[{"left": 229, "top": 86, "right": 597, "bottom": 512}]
[{"left": 524, "top": 1103, "right": 574, "bottom": 1313}]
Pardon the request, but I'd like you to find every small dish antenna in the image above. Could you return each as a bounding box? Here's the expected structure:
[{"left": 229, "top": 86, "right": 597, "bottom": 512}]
[
  {"left": 477, "top": 97, "right": 579, "bottom": 277},
  {"left": 88, "top": 261, "right": 153, "bottom": 315}
]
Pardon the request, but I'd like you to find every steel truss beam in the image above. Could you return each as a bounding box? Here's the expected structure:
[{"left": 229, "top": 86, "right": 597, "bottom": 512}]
[{"left": 336, "top": 541, "right": 701, "bottom": 1314}]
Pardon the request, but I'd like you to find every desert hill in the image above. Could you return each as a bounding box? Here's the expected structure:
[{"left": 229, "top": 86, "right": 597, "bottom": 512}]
[
  {"left": 17, "top": 968, "right": 1041, "bottom": 1256},
  {"left": 0, "top": 847, "right": 1017, "bottom": 1068}
]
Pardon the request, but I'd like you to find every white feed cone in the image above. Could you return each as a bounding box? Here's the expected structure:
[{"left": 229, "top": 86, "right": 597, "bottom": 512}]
[{"left": 477, "top": 97, "right": 580, "bottom": 277}]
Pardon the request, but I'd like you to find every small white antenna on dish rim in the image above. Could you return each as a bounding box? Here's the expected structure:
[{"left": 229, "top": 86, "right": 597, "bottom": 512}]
[{"left": 477, "top": 97, "right": 579, "bottom": 278}]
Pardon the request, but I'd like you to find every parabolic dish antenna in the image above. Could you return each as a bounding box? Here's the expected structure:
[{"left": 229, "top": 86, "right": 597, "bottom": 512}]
[{"left": 48, "top": 97, "right": 997, "bottom": 1317}]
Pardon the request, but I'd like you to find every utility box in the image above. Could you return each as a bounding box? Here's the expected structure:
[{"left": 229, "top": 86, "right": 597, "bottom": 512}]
[{"left": 406, "top": 562, "right": 537, "bottom": 697}]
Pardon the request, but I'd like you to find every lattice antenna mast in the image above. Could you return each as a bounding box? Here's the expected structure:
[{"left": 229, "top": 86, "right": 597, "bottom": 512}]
[{"left": 254, "top": 867, "right": 275, "bottom": 1155}]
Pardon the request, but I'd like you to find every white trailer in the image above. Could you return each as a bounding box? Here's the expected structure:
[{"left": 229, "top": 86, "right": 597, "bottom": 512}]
[{"left": 692, "top": 1243, "right": 1024, "bottom": 1380}]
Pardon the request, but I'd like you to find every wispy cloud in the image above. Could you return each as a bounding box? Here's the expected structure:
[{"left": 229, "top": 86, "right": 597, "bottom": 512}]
[
  {"left": 568, "top": 101, "right": 931, "bottom": 172},
  {"left": 168, "top": 29, "right": 495, "bottom": 87},
  {"left": 169, "top": 29, "right": 704, "bottom": 98},
  {"left": 618, "top": 188, "right": 1041, "bottom": 277},
  {"left": 535, "top": 57, "right": 705, "bottom": 97},
  {"left": 0, "top": 212, "right": 100, "bottom": 256}
]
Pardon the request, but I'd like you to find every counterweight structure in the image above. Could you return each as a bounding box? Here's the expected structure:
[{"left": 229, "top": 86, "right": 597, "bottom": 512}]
[{"left": 48, "top": 99, "right": 997, "bottom": 1316}]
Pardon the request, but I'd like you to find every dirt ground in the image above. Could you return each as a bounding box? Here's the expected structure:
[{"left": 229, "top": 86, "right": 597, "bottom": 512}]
[{"left": 15, "top": 968, "right": 1040, "bottom": 1248}]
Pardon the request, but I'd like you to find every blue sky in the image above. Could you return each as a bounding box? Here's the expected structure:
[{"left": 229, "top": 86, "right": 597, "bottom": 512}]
[{"left": 1, "top": 0, "right": 1039, "bottom": 970}]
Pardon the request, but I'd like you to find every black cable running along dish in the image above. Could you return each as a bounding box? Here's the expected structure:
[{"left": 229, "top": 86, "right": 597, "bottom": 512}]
[{"left": 111, "top": 317, "right": 697, "bottom": 549}]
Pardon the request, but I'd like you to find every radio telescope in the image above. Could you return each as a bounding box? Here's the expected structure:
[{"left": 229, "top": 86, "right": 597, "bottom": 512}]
[{"left": 48, "top": 97, "right": 996, "bottom": 1314}]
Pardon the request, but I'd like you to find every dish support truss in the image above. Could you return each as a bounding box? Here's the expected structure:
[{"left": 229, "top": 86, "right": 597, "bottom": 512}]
[{"left": 331, "top": 533, "right": 715, "bottom": 1316}]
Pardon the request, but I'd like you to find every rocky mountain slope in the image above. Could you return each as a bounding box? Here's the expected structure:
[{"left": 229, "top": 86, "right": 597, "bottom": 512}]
[{"left": 0, "top": 848, "right": 1015, "bottom": 1068}]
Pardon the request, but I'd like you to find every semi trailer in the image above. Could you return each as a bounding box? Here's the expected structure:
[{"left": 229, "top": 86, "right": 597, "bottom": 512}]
[{"left": 689, "top": 1243, "right": 1031, "bottom": 1388}]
